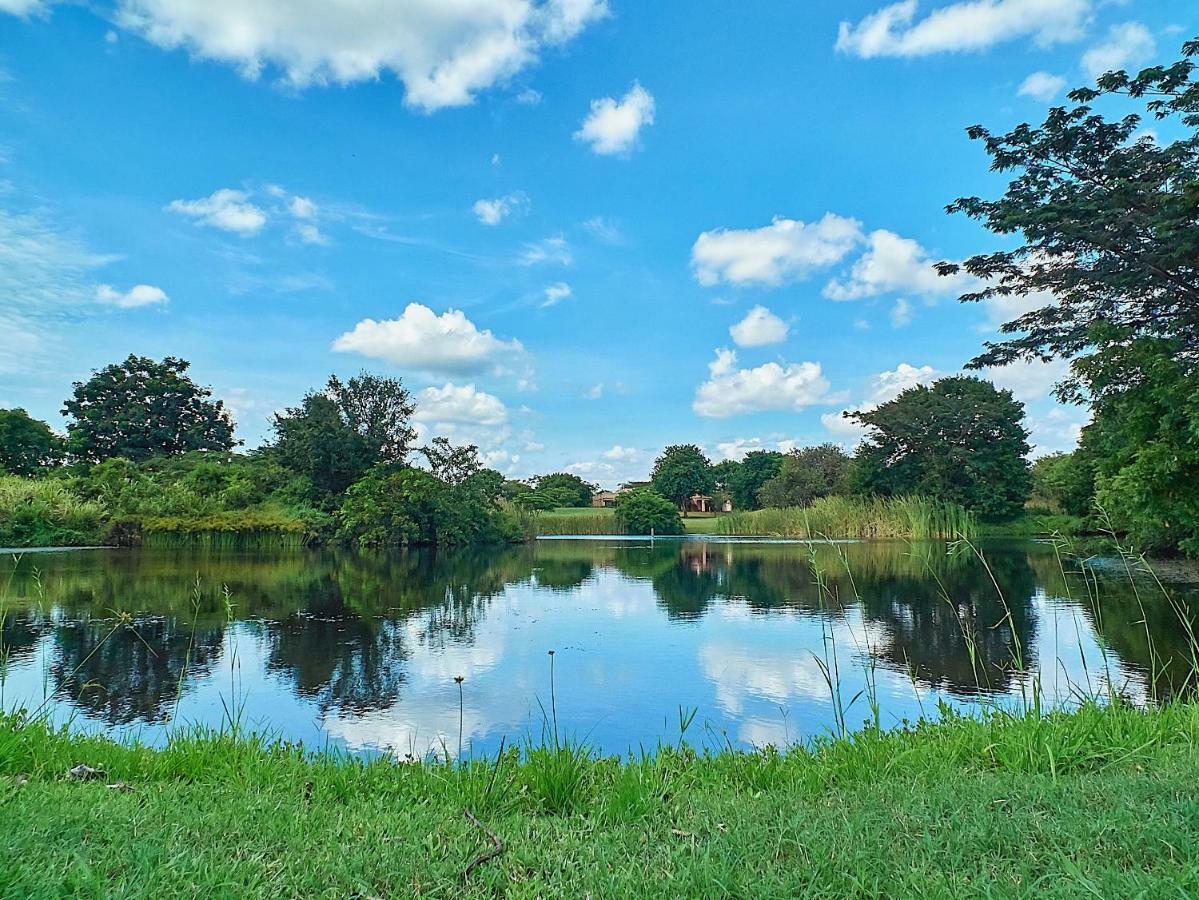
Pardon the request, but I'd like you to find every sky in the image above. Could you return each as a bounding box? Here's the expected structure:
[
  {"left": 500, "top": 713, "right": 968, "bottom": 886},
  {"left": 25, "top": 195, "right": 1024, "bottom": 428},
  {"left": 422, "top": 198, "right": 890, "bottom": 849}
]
[{"left": 0, "top": 0, "right": 1191, "bottom": 488}]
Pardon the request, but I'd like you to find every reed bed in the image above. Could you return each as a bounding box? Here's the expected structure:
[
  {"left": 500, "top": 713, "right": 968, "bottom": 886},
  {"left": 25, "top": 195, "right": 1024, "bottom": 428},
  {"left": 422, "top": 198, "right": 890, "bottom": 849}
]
[
  {"left": 532, "top": 510, "right": 628, "bottom": 536},
  {"left": 137, "top": 510, "right": 315, "bottom": 550},
  {"left": 0, "top": 475, "right": 107, "bottom": 547},
  {"left": 715, "top": 495, "right": 977, "bottom": 540}
]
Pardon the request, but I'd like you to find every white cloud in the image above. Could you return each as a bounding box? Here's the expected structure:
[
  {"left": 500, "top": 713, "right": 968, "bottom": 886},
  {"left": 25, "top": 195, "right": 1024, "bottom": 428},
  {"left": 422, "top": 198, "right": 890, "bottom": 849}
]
[
  {"left": 582, "top": 216, "right": 622, "bottom": 243},
  {"left": 824, "top": 229, "right": 971, "bottom": 301},
  {"left": 694, "top": 348, "right": 832, "bottom": 418},
  {"left": 729, "top": 305, "right": 789, "bottom": 347},
  {"left": 168, "top": 188, "right": 266, "bottom": 236},
  {"left": 95, "top": 283, "right": 169, "bottom": 309},
  {"left": 1018, "top": 71, "right": 1067, "bottom": 102},
  {"left": 836, "top": 0, "right": 1091, "bottom": 59},
  {"left": 692, "top": 214, "right": 863, "bottom": 288},
  {"left": 574, "top": 81, "right": 655, "bottom": 156},
  {"left": 472, "top": 191, "right": 528, "bottom": 225},
  {"left": 333, "top": 302, "right": 526, "bottom": 376},
  {"left": 713, "top": 437, "right": 800, "bottom": 462},
  {"left": 821, "top": 362, "right": 939, "bottom": 444},
  {"left": 602, "top": 445, "right": 639, "bottom": 461},
  {"left": 515, "top": 87, "right": 542, "bottom": 105},
  {"left": 541, "top": 281, "right": 571, "bottom": 307},
  {"left": 1025, "top": 406, "right": 1089, "bottom": 457},
  {"left": 415, "top": 382, "right": 508, "bottom": 427},
  {"left": 0, "top": 0, "right": 47, "bottom": 16},
  {"left": 519, "top": 235, "right": 572, "bottom": 266},
  {"left": 1082, "top": 22, "right": 1155, "bottom": 80},
  {"left": 976, "top": 287, "right": 1055, "bottom": 331},
  {"left": 890, "top": 297, "right": 912, "bottom": 327},
  {"left": 296, "top": 223, "right": 328, "bottom": 245},
  {"left": 288, "top": 195, "right": 317, "bottom": 219},
  {"left": 982, "top": 357, "right": 1068, "bottom": 403},
  {"left": 114, "top": 0, "right": 609, "bottom": 112},
  {"left": 583, "top": 383, "right": 603, "bottom": 400}
]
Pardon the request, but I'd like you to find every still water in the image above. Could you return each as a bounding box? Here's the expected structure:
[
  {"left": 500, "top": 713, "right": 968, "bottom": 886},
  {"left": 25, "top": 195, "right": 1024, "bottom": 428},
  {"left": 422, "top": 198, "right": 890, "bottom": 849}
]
[{"left": 2, "top": 538, "right": 1197, "bottom": 758}]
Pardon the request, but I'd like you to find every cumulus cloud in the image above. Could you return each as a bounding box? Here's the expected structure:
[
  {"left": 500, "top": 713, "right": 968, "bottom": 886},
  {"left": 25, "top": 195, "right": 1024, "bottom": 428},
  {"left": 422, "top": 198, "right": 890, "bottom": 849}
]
[
  {"left": 574, "top": 81, "right": 655, "bottom": 156},
  {"left": 415, "top": 382, "right": 508, "bottom": 426},
  {"left": 836, "top": 0, "right": 1091, "bottom": 59},
  {"left": 472, "top": 191, "right": 528, "bottom": 225},
  {"left": 0, "top": 0, "right": 47, "bottom": 15},
  {"left": 602, "top": 445, "right": 639, "bottom": 461},
  {"left": 168, "top": 188, "right": 267, "bottom": 236},
  {"left": 821, "top": 362, "right": 939, "bottom": 443},
  {"left": 519, "top": 235, "right": 572, "bottom": 266},
  {"left": 729, "top": 305, "right": 789, "bottom": 347},
  {"left": 332, "top": 302, "right": 526, "bottom": 376},
  {"left": 694, "top": 348, "right": 833, "bottom": 418},
  {"left": 714, "top": 436, "right": 802, "bottom": 462},
  {"left": 1018, "top": 70, "right": 1067, "bottom": 101},
  {"left": 824, "top": 229, "right": 971, "bottom": 301},
  {"left": 890, "top": 297, "right": 912, "bottom": 327},
  {"left": 541, "top": 281, "right": 571, "bottom": 308},
  {"left": 1025, "top": 406, "right": 1089, "bottom": 457},
  {"left": 114, "top": 0, "right": 609, "bottom": 112},
  {"left": 982, "top": 357, "right": 1068, "bottom": 403},
  {"left": 1082, "top": 22, "right": 1155, "bottom": 80},
  {"left": 692, "top": 214, "right": 863, "bottom": 288},
  {"left": 95, "top": 283, "right": 169, "bottom": 309}
]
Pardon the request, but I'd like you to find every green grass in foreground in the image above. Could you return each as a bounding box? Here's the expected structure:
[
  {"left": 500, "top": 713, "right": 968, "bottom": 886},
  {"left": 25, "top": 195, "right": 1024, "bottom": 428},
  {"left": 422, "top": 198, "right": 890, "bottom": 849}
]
[{"left": 3, "top": 703, "right": 1199, "bottom": 897}]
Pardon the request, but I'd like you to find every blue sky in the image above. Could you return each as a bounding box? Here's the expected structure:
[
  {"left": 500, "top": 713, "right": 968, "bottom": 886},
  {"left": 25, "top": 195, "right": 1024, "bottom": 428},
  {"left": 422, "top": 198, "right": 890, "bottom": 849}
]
[{"left": 0, "top": 0, "right": 1190, "bottom": 486}]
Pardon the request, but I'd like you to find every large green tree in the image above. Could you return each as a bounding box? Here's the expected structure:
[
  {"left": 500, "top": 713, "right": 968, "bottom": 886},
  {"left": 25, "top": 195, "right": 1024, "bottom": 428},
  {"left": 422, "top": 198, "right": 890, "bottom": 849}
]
[
  {"left": 718, "top": 451, "right": 785, "bottom": 510},
  {"left": 650, "top": 444, "right": 715, "bottom": 512},
  {"left": 614, "top": 488, "right": 684, "bottom": 535},
  {"left": 529, "top": 472, "right": 595, "bottom": 508},
  {"left": 940, "top": 36, "right": 1199, "bottom": 549},
  {"left": 758, "top": 444, "right": 849, "bottom": 509},
  {"left": 62, "top": 356, "right": 236, "bottom": 463},
  {"left": 0, "top": 408, "right": 63, "bottom": 475},
  {"left": 271, "top": 373, "right": 415, "bottom": 498},
  {"left": 848, "top": 377, "right": 1031, "bottom": 521}
]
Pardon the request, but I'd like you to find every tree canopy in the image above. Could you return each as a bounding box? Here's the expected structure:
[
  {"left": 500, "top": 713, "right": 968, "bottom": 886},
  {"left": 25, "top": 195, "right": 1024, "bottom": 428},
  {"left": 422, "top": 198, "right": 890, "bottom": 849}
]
[
  {"left": 650, "top": 444, "right": 714, "bottom": 511},
  {"left": 943, "top": 35, "right": 1199, "bottom": 549},
  {"left": 614, "top": 488, "right": 684, "bottom": 536},
  {"left": 62, "top": 355, "right": 236, "bottom": 463},
  {"left": 529, "top": 472, "right": 595, "bottom": 508},
  {"left": 758, "top": 444, "right": 849, "bottom": 509},
  {"left": 716, "top": 451, "right": 784, "bottom": 510},
  {"left": 849, "top": 377, "right": 1031, "bottom": 521},
  {"left": 0, "top": 408, "right": 63, "bottom": 476}
]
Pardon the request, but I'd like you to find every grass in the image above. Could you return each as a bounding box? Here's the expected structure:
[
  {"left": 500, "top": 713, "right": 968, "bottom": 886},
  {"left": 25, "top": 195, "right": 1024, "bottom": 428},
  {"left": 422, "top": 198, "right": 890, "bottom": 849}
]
[
  {"left": 716, "top": 496, "right": 978, "bottom": 540},
  {"left": 1, "top": 702, "right": 1198, "bottom": 897},
  {"left": 135, "top": 508, "right": 318, "bottom": 550},
  {"left": 532, "top": 508, "right": 627, "bottom": 535},
  {"left": 0, "top": 476, "right": 107, "bottom": 548}
]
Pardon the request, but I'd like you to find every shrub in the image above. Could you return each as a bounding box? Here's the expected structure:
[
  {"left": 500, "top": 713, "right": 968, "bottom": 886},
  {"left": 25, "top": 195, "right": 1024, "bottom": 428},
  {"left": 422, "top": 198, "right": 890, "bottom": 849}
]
[{"left": 614, "top": 489, "right": 684, "bottom": 535}]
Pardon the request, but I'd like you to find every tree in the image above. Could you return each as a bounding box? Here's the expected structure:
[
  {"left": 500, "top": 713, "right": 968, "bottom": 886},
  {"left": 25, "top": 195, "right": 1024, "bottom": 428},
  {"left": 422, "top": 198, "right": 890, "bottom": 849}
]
[
  {"left": 270, "top": 373, "right": 416, "bottom": 498},
  {"left": 326, "top": 372, "right": 417, "bottom": 462},
  {"left": 1031, "top": 451, "right": 1095, "bottom": 518},
  {"left": 62, "top": 355, "right": 236, "bottom": 463},
  {"left": 848, "top": 377, "right": 1032, "bottom": 521},
  {"left": 758, "top": 444, "right": 849, "bottom": 508},
  {"left": 271, "top": 394, "right": 374, "bottom": 497},
  {"left": 421, "top": 437, "right": 482, "bottom": 486},
  {"left": 530, "top": 472, "right": 595, "bottom": 508},
  {"left": 940, "top": 36, "right": 1199, "bottom": 549},
  {"left": 614, "top": 489, "right": 684, "bottom": 535},
  {"left": 716, "top": 451, "right": 784, "bottom": 510},
  {"left": 0, "top": 408, "right": 63, "bottom": 475},
  {"left": 650, "top": 444, "right": 714, "bottom": 513}
]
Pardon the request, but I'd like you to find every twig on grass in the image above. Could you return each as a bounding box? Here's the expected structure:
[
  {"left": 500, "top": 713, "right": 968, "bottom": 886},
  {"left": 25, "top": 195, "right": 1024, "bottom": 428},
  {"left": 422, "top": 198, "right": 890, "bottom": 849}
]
[{"left": 462, "top": 808, "right": 503, "bottom": 881}]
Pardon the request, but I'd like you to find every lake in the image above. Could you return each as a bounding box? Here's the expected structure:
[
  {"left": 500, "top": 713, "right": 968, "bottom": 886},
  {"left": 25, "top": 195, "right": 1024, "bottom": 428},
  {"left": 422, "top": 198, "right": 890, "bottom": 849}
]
[{"left": 2, "top": 538, "right": 1197, "bottom": 759}]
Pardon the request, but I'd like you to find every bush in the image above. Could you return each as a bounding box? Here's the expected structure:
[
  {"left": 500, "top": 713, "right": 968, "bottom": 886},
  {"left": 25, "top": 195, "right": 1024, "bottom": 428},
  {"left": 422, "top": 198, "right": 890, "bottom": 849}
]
[{"left": 614, "top": 489, "right": 684, "bottom": 535}]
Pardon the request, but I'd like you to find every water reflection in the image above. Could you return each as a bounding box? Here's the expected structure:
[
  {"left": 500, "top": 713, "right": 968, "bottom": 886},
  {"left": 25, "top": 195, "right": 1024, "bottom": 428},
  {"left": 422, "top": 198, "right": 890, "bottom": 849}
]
[{"left": 1, "top": 539, "right": 1196, "bottom": 756}]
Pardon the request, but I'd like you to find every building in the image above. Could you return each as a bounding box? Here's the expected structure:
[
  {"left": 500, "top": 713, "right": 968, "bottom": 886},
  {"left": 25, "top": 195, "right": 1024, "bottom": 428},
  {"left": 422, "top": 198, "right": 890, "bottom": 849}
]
[{"left": 592, "top": 491, "right": 618, "bottom": 508}]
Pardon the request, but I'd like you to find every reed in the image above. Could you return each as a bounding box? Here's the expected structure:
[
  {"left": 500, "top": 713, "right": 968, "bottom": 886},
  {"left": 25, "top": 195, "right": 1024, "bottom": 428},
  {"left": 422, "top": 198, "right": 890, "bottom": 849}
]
[
  {"left": 715, "top": 495, "right": 976, "bottom": 540},
  {"left": 531, "top": 510, "right": 628, "bottom": 536},
  {"left": 137, "top": 509, "right": 316, "bottom": 550},
  {"left": 0, "top": 476, "right": 108, "bottom": 547}
]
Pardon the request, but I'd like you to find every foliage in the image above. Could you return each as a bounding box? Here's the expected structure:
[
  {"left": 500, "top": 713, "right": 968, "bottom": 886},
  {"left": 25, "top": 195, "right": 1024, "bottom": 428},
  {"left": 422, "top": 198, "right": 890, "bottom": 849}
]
[
  {"left": 715, "top": 495, "right": 975, "bottom": 540},
  {"left": 0, "top": 408, "right": 63, "bottom": 476},
  {"left": 650, "top": 444, "right": 715, "bottom": 510},
  {"left": 715, "top": 451, "right": 784, "bottom": 510},
  {"left": 529, "top": 472, "right": 595, "bottom": 508},
  {"left": 0, "top": 475, "right": 107, "bottom": 547},
  {"left": 420, "top": 437, "right": 482, "bottom": 487},
  {"left": 338, "top": 463, "right": 521, "bottom": 547},
  {"left": 1031, "top": 451, "right": 1095, "bottom": 518},
  {"left": 614, "top": 488, "right": 684, "bottom": 535},
  {"left": 61, "top": 355, "right": 236, "bottom": 463},
  {"left": 849, "top": 376, "right": 1031, "bottom": 522},
  {"left": 758, "top": 444, "right": 849, "bottom": 508},
  {"left": 943, "top": 36, "right": 1199, "bottom": 550},
  {"left": 270, "top": 373, "right": 416, "bottom": 499},
  {"left": 531, "top": 509, "right": 626, "bottom": 536}
]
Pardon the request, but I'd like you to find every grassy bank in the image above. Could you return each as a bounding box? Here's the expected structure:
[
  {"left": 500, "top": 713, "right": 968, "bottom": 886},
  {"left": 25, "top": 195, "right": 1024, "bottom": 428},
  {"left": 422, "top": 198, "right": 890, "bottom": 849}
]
[
  {"left": 2, "top": 703, "right": 1198, "bottom": 896},
  {"left": 716, "top": 496, "right": 977, "bottom": 540},
  {"left": 0, "top": 476, "right": 107, "bottom": 547}
]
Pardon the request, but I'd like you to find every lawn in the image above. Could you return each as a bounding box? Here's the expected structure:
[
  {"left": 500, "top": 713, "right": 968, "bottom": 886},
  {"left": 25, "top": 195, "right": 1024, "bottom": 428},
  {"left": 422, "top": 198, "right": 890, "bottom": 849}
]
[{"left": 2, "top": 703, "right": 1198, "bottom": 897}]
